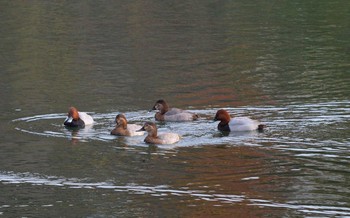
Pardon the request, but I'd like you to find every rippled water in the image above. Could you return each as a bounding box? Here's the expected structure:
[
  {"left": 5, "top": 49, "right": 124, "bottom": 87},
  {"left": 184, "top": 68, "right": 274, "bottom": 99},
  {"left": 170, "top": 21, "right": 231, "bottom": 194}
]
[
  {"left": 11, "top": 101, "right": 350, "bottom": 149},
  {"left": 1, "top": 1, "right": 350, "bottom": 217}
]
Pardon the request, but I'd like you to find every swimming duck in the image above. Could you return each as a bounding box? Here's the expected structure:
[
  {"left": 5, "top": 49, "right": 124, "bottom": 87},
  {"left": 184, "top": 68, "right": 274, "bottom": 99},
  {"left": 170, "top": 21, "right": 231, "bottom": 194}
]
[
  {"left": 150, "top": 99, "right": 199, "bottom": 121},
  {"left": 138, "top": 122, "right": 180, "bottom": 144},
  {"left": 214, "top": 109, "right": 266, "bottom": 132},
  {"left": 110, "top": 114, "right": 144, "bottom": 136},
  {"left": 64, "top": 107, "right": 94, "bottom": 128}
]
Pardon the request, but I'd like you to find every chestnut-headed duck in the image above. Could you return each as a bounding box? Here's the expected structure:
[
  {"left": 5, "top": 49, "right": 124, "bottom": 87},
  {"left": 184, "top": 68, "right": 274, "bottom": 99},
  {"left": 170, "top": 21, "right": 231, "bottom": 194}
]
[
  {"left": 214, "top": 109, "right": 266, "bottom": 132},
  {"left": 150, "top": 99, "right": 199, "bottom": 121},
  {"left": 64, "top": 107, "right": 94, "bottom": 128},
  {"left": 138, "top": 122, "right": 180, "bottom": 145},
  {"left": 110, "top": 114, "right": 144, "bottom": 136}
]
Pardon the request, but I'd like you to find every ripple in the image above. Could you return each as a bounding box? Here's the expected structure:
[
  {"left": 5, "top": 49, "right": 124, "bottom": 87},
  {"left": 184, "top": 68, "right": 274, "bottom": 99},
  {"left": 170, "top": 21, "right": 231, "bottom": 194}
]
[
  {"left": 1, "top": 171, "right": 350, "bottom": 216},
  {"left": 12, "top": 109, "right": 269, "bottom": 147},
  {"left": 11, "top": 100, "right": 350, "bottom": 151}
]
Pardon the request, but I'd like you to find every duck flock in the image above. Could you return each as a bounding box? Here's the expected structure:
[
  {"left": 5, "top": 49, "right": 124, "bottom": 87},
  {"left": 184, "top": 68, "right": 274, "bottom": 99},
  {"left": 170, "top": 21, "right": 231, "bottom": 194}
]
[{"left": 64, "top": 99, "right": 266, "bottom": 145}]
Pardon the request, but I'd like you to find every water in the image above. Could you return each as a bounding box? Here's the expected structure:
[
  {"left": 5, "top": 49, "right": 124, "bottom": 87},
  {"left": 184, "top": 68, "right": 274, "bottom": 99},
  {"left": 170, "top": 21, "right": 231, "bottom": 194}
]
[{"left": 1, "top": 1, "right": 350, "bottom": 217}]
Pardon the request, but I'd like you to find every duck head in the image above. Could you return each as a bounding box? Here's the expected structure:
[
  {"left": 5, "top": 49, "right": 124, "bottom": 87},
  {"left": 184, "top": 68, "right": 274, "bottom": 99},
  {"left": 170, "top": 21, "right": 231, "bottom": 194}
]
[
  {"left": 115, "top": 114, "right": 128, "bottom": 129},
  {"left": 214, "top": 109, "right": 231, "bottom": 124},
  {"left": 138, "top": 121, "right": 157, "bottom": 137},
  {"left": 150, "top": 99, "right": 169, "bottom": 114},
  {"left": 68, "top": 107, "right": 80, "bottom": 120}
]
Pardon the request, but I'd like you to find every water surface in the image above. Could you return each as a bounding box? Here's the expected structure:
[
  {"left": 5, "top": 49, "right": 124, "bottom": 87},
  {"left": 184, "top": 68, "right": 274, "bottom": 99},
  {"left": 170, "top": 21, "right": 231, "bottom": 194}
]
[{"left": 0, "top": 1, "right": 349, "bottom": 217}]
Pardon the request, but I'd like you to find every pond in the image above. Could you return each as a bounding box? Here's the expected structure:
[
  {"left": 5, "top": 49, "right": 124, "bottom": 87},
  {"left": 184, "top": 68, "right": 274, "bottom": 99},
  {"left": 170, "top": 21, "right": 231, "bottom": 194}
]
[{"left": 0, "top": 1, "right": 349, "bottom": 217}]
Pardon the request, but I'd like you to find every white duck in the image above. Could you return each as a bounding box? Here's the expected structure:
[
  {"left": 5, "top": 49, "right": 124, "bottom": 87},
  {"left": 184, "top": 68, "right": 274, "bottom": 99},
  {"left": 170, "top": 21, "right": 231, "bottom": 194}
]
[{"left": 214, "top": 109, "right": 265, "bottom": 132}]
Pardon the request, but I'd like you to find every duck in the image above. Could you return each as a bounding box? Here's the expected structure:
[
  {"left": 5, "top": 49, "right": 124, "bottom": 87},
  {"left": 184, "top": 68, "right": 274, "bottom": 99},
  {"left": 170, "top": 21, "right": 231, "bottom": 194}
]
[
  {"left": 150, "top": 99, "right": 199, "bottom": 121},
  {"left": 138, "top": 121, "right": 180, "bottom": 144},
  {"left": 64, "top": 106, "right": 94, "bottom": 128},
  {"left": 214, "top": 109, "right": 266, "bottom": 132},
  {"left": 110, "top": 114, "right": 144, "bottom": 136}
]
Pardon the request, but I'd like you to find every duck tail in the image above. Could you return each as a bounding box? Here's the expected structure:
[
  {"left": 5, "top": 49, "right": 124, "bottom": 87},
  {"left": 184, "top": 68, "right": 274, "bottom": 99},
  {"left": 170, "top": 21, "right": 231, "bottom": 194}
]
[
  {"left": 193, "top": 114, "right": 199, "bottom": 120},
  {"left": 258, "top": 124, "right": 266, "bottom": 131}
]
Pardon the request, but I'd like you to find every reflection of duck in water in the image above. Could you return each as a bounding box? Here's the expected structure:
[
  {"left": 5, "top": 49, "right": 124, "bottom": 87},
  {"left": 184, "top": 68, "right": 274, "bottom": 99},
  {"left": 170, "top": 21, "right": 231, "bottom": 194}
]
[
  {"left": 66, "top": 124, "right": 94, "bottom": 144},
  {"left": 111, "top": 114, "right": 144, "bottom": 136},
  {"left": 214, "top": 109, "right": 266, "bottom": 132},
  {"left": 150, "top": 99, "right": 199, "bottom": 121},
  {"left": 69, "top": 129, "right": 80, "bottom": 144},
  {"left": 64, "top": 107, "right": 94, "bottom": 128},
  {"left": 138, "top": 122, "right": 180, "bottom": 145}
]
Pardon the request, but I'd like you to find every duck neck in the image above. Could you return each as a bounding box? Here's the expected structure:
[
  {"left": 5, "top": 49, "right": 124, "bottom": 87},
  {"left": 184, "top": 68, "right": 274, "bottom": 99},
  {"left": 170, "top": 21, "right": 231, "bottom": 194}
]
[
  {"left": 112, "top": 126, "right": 130, "bottom": 136},
  {"left": 147, "top": 129, "right": 158, "bottom": 138},
  {"left": 218, "top": 122, "right": 230, "bottom": 132},
  {"left": 155, "top": 113, "right": 164, "bottom": 121},
  {"left": 117, "top": 120, "right": 128, "bottom": 130},
  {"left": 219, "top": 119, "right": 229, "bottom": 126},
  {"left": 160, "top": 103, "right": 169, "bottom": 114},
  {"left": 218, "top": 117, "right": 230, "bottom": 132}
]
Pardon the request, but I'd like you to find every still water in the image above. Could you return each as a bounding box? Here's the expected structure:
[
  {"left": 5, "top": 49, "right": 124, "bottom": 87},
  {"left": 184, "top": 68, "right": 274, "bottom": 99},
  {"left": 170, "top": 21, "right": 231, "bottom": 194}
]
[{"left": 1, "top": 1, "right": 350, "bottom": 217}]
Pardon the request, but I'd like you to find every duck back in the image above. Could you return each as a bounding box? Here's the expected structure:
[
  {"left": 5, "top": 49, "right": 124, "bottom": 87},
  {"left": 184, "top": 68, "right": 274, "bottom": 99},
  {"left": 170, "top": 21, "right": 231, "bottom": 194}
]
[
  {"left": 163, "top": 108, "right": 198, "bottom": 121},
  {"left": 127, "top": 124, "right": 144, "bottom": 136},
  {"left": 158, "top": 132, "right": 180, "bottom": 144},
  {"left": 229, "top": 117, "right": 260, "bottom": 132},
  {"left": 78, "top": 112, "right": 94, "bottom": 125}
]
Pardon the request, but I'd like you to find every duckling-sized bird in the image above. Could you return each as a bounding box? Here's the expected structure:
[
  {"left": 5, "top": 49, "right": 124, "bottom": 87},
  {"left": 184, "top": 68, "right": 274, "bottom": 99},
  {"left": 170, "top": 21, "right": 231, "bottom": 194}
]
[
  {"left": 214, "top": 109, "right": 266, "bottom": 132},
  {"left": 111, "top": 114, "right": 144, "bottom": 136},
  {"left": 150, "top": 99, "right": 199, "bottom": 121},
  {"left": 138, "top": 121, "right": 180, "bottom": 144},
  {"left": 64, "top": 107, "right": 94, "bottom": 128}
]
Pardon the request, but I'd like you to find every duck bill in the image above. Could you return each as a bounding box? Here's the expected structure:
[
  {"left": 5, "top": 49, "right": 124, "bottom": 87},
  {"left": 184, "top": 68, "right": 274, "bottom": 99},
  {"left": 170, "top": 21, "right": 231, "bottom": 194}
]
[
  {"left": 149, "top": 105, "right": 157, "bottom": 112},
  {"left": 137, "top": 127, "right": 145, "bottom": 132},
  {"left": 65, "top": 116, "right": 73, "bottom": 123}
]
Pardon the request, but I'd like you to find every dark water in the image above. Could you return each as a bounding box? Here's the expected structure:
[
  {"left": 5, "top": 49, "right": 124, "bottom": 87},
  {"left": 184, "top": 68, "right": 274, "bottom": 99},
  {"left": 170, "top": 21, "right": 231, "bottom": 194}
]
[{"left": 1, "top": 1, "right": 350, "bottom": 217}]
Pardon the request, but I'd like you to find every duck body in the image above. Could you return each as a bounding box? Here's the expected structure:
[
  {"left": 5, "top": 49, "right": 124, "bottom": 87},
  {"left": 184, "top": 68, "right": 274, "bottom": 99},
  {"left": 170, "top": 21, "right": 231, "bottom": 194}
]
[
  {"left": 151, "top": 99, "right": 198, "bottom": 121},
  {"left": 214, "top": 109, "right": 265, "bottom": 132},
  {"left": 226, "top": 117, "right": 260, "bottom": 131},
  {"left": 78, "top": 112, "right": 94, "bottom": 125},
  {"left": 64, "top": 107, "right": 94, "bottom": 128},
  {"left": 111, "top": 114, "right": 144, "bottom": 136},
  {"left": 139, "top": 122, "right": 180, "bottom": 145},
  {"left": 145, "top": 132, "right": 181, "bottom": 144},
  {"left": 126, "top": 124, "right": 144, "bottom": 136}
]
